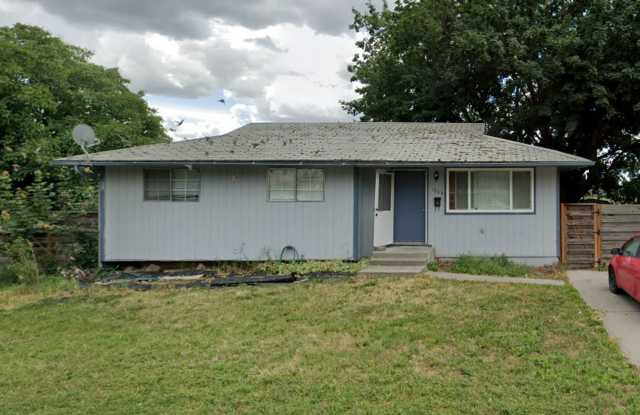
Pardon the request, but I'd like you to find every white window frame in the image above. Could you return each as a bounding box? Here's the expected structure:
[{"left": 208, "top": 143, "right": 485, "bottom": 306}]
[
  {"left": 446, "top": 168, "right": 535, "bottom": 213},
  {"left": 267, "top": 168, "right": 325, "bottom": 202},
  {"left": 376, "top": 172, "right": 393, "bottom": 211}
]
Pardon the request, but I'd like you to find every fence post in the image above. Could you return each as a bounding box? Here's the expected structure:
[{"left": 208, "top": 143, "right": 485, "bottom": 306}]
[
  {"left": 593, "top": 204, "right": 602, "bottom": 267},
  {"left": 560, "top": 203, "right": 567, "bottom": 265}
]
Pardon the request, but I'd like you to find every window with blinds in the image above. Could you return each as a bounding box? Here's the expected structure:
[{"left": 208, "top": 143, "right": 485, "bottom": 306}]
[
  {"left": 447, "top": 168, "right": 534, "bottom": 213},
  {"left": 268, "top": 168, "right": 325, "bottom": 202},
  {"left": 144, "top": 170, "right": 171, "bottom": 201},
  {"left": 144, "top": 169, "right": 200, "bottom": 202},
  {"left": 171, "top": 169, "right": 200, "bottom": 202}
]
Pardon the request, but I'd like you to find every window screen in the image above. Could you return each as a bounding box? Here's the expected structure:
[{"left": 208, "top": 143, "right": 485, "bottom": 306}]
[
  {"left": 470, "top": 171, "right": 510, "bottom": 210},
  {"left": 171, "top": 169, "right": 200, "bottom": 202},
  {"left": 377, "top": 173, "right": 392, "bottom": 211},
  {"left": 512, "top": 170, "right": 532, "bottom": 210},
  {"left": 144, "top": 169, "right": 200, "bottom": 202},
  {"left": 268, "top": 169, "right": 325, "bottom": 202},
  {"left": 296, "top": 169, "right": 324, "bottom": 201},
  {"left": 144, "top": 170, "right": 171, "bottom": 201},
  {"left": 268, "top": 169, "right": 296, "bottom": 201},
  {"left": 448, "top": 171, "right": 469, "bottom": 210}
]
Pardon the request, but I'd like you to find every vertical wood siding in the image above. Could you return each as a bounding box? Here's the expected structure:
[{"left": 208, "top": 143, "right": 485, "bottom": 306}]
[
  {"left": 426, "top": 167, "right": 559, "bottom": 265},
  {"left": 560, "top": 203, "right": 640, "bottom": 267},
  {"left": 560, "top": 203, "right": 598, "bottom": 268},
  {"left": 600, "top": 205, "right": 640, "bottom": 260},
  {"left": 104, "top": 166, "right": 354, "bottom": 261},
  {"left": 355, "top": 168, "right": 376, "bottom": 259}
]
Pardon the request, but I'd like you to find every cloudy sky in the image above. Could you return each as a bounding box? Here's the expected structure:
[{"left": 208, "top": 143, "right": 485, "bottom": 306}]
[{"left": 0, "top": 0, "right": 378, "bottom": 140}]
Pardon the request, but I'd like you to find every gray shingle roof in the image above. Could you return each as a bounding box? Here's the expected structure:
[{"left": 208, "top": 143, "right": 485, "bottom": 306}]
[{"left": 54, "top": 122, "right": 593, "bottom": 167}]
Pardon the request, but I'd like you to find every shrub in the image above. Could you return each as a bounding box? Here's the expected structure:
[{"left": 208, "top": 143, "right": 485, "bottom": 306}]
[
  {"left": 0, "top": 238, "right": 41, "bottom": 285},
  {"left": 449, "top": 255, "right": 531, "bottom": 277},
  {"left": 65, "top": 229, "right": 99, "bottom": 269},
  {"left": 0, "top": 266, "right": 19, "bottom": 285}
]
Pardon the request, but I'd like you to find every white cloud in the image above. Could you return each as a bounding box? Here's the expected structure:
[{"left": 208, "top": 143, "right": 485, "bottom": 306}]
[
  {"left": 149, "top": 96, "right": 247, "bottom": 140},
  {"left": 0, "top": 0, "right": 368, "bottom": 139},
  {"left": 18, "top": 0, "right": 377, "bottom": 38}
]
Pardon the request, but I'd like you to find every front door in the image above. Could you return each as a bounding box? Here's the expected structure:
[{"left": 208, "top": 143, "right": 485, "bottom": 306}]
[
  {"left": 374, "top": 171, "right": 394, "bottom": 247},
  {"left": 394, "top": 171, "right": 426, "bottom": 244}
]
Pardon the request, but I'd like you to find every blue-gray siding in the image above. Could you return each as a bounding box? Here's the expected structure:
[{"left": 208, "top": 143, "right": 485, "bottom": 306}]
[
  {"left": 103, "top": 166, "right": 355, "bottom": 261},
  {"left": 103, "top": 164, "right": 560, "bottom": 265},
  {"left": 426, "top": 166, "right": 559, "bottom": 265},
  {"left": 97, "top": 167, "right": 106, "bottom": 264},
  {"left": 355, "top": 167, "right": 376, "bottom": 259}
]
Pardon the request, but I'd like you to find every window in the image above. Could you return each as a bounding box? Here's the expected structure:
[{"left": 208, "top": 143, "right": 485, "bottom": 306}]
[
  {"left": 512, "top": 171, "right": 532, "bottom": 209},
  {"left": 296, "top": 169, "right": 324, "bottom": 201},
  {"left": 171, "top": 169, "right": 201, "bottom": 202},
  {"left": 447, "top": 168, "right": 534, "bottom": 213},
  {"left": 377, "top": 173, "right": 392, "bottom": 211},
  {"left": 268, "top": 168, "right": 324, "bottom": 202},
  {"left": 144, "top": 168, "right": 200, "bottom": 202},
  {"left": 622, "top": 238, "right": 640, "bottom": 257},
  {"left": 144, "top": 169, "right": 171, "bottom": 201}
]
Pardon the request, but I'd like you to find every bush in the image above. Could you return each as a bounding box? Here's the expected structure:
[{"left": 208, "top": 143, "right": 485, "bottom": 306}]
[
  {"left": 0, "top": 238, "right": 41, "bottom": 285},
  {"left": 65, "top": 229, "right": 99, "bottom": 269},
  {"left": 0, "top": 266, "right": 19, "bottom": 285},
  {"left": 448, "top": 255, "right": 531, "bottom": 277}
]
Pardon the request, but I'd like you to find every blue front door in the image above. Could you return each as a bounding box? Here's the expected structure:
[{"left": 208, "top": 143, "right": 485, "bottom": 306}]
[{"left": 394, "top": 171, "right": 426, "bottom": 244}]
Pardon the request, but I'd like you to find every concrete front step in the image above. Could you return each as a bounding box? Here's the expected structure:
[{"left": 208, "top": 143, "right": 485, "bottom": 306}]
[
  {"left": 361, "top": 246, "right": 434, "bottom": 274},
  {"left": 370, "top": 252, "right": 430, "bottom": 260},
  {"left": 383, "top": 246, "right": 433, "bottom": 253},
  {"left": 368, "top": 258, "right": 427, "bottom": 266},
  {"left": 370, "top": 247, "right": 434, "bottom": 262},
  {"left": 359, "top": 265, "right": 425, "bottom": 275}
]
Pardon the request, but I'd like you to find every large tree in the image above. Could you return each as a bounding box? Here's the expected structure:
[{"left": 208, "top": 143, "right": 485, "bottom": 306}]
[
  {"left": 345, "top": 0, "right": 640, "bottom": 201},
  {"left": 0, "top": 24, "right": 168, "bottom": 233}
]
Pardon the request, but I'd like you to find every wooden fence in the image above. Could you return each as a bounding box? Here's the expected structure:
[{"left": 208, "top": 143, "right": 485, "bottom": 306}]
[
  {"left": 560, "top": 203, "right": 640, "bottom": 268},
  {"left": 0, "top": 213, "right": 98, "bottom": 266}
]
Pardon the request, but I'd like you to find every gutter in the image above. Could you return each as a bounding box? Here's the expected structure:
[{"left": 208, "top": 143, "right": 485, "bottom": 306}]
[{"left": 51, "top": 159, "right": 595, "bottom": 168}]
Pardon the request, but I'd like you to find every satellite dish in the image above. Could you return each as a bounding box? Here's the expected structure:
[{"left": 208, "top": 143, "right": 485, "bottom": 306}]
[{"left": 72, "top": 124, "right": 99, "bottom": 154}]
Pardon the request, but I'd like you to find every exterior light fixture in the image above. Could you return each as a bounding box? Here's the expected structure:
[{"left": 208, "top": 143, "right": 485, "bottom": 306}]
[{"left": 433, "top": 170, "right": 440, "bottom": 181}]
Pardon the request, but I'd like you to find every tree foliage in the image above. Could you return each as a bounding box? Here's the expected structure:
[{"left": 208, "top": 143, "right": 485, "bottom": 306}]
[
  {"left": 0, "top": 24, "right": 168, "bottom": 237},
  {"left": 345, "top": 0, "right": 640, "bottom": 201}
]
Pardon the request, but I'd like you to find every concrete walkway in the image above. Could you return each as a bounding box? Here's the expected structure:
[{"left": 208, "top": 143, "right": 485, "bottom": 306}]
[
  {"left": 568, "top": 270, "right": 640, "bottom": 367},
  {"left": 428, "top": 271, "right": 565, "bottom": 286}
]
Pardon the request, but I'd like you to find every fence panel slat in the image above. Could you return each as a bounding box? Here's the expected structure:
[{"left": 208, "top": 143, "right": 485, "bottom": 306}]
[{"left": 561, "top": 203, "right": 640, "bottom": 268}]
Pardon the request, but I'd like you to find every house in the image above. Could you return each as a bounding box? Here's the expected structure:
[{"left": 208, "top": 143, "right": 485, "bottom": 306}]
[{"left": 54, "top": 122, "right": 593, "bottom": 266}]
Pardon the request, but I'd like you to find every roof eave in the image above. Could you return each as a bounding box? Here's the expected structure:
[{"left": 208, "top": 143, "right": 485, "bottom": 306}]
[{"left": 51, "top": 159, "right": 595, "bottom": 168}]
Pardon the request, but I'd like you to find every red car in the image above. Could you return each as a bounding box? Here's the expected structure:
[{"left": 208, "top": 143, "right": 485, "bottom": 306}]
[{"left": 609, "top": 235, "right": 640, "bottom": 301}]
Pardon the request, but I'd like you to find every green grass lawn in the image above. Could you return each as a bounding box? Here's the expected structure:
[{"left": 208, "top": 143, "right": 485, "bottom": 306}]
[
  {"left": 1, "top": 276, "right": 639, "bottom": 414},
  {"left": 429, "top": 255, "right": 567, "bottom": 280}
]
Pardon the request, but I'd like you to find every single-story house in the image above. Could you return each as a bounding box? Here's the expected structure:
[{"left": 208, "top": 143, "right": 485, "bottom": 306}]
[{"left": 54, "top": 122, "right": 593, "bottom": 266}]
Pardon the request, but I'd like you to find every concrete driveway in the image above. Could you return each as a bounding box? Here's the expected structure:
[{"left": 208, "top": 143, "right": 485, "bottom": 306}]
[{"left": 568, "top": 270, "right": 640, "bottom": 367}]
